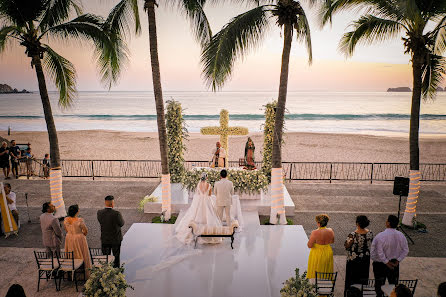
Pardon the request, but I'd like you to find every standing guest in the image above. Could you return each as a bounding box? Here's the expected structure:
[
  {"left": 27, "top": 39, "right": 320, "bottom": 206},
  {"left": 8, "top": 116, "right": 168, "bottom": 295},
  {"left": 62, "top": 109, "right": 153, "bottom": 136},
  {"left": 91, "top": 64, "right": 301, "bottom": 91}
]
[
  {"left": 97, "top": 195, "right": 125, "bottom": 267},
  {"left": 5, "top": 284, "right": 26, "bottom": 297},
  {"left": 9, "top": 140, "right": 21, "bottom": 179},
  {"left": 307, "top": 214, "right": 334, "bottom": 280},
  {"left": 344, "top": 215, "right": 374, "bottom": 294},
  {"left": 390, "top": 284, "right": 413, "bottom": 297},
  {"left": 40, "top": 202, "right": 63, "bottom": 255},
  {"left": 23, "top": 147, "right": 34, "bottom": 177},
  {"left": 42, "top": 154, "right": 50, "bottom": 178},
  {"left": 4, "top": 183, "right": 19, "bottom": 228},
  {"left": 438, "top": 282, "right": 446, "bottom": 297},
  {"left": 371, "top": 215, "right": 409, "bottom": 297},
  {"left": 345, "top": 286, "right": 362, "bottom": 297},
  {"left": 0, "top": 141, "right": 11, "bottom": 179},
  {"left": 64, "top": 205, "right": 92, "bottom": 278}
]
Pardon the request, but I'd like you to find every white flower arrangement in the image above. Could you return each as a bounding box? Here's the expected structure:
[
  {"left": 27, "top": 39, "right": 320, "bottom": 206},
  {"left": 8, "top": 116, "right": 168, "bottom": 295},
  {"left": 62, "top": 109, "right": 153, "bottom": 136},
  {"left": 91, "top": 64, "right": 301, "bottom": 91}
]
[
  {"left": 83, "top": 263, "right": 133, "bottom": 297},
  {"left": 280, "top": 269, "right": 316, "bottom": 297},
  {"left": 182, "top": 168, "right": 268, "bottom": 194},
  {"left": 138, "top": 195, "right": 159, "bottom": 212},
  {"left": 262, "top": 101, "right": 277, "bottom": 182}
]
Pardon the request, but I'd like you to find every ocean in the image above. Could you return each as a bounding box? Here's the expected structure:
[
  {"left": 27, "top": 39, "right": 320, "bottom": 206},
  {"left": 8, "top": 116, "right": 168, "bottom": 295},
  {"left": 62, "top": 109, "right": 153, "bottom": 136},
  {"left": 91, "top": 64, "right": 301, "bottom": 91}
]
[{"left": 1, "top": 91, "right": 445, "bottom": 136}]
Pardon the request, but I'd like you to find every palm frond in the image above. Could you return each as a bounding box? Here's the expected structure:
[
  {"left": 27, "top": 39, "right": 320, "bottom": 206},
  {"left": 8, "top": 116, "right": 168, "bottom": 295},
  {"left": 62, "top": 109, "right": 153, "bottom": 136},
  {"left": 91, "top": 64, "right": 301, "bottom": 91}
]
[
  {"left": 0, "top": 0, "right": 48, "bottom": 26},
  {"left": 422, "top": 53, "right": 446, "bottom": 100},
  {"left": 339, "top": 14, "right": 404, "bottom": 56},
  {"left": 433, "top": 15, "right": 446, "bottom": 54},
  {"left": 175, "top": 0, "right": 212, "bottom": 46},
  {"left": 43, "top": 45, "right": 77, "bottom": 107},
  {"left": 106, "top": 0, "right": 140, "bottom": 38},
  {"left": 294, "top": 3, "right": 313, "bottom": 64},
  {"left": 39, "top": 0, "right": 83, "bottom": 31},
  {"left": 201, "top": 5, "right": 271, "bottom": 91},
  {"left": 0, "top": 25, "right": 19, "bottom": 53}
]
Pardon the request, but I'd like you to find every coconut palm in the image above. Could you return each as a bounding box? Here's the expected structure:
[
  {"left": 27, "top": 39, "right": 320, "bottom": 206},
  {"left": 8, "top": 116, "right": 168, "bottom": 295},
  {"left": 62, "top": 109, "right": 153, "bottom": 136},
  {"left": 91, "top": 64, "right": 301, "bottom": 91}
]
[
  {"left": 0, "top": 0, "right": 128, "bottom": 216},
  {"left": 319, "top": 0, "right": 446, "bottom": 225},
  {"left": 201, "top": 0, "right": 312, "bottom": 224},
  {"left": 108, "top": 0, "right": 212, "bottom": 220}
]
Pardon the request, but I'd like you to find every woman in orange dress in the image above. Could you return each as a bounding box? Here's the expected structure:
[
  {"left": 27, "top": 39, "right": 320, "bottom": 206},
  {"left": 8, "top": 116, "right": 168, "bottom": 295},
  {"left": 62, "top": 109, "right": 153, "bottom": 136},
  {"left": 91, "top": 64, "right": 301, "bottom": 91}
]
[
  {"left": 307, "top": 214, "right": 334, "bottom": 280},
  {"left": 64, "top": 205, "right": 92, "bottom": 278}
]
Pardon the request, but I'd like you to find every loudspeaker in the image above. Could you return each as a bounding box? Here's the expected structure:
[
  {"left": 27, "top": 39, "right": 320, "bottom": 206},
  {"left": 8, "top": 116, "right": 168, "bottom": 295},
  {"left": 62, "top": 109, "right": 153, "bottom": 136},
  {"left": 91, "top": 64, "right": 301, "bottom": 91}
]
[{"left": 393, "top": 176, "right": 410, "bottom": 196}]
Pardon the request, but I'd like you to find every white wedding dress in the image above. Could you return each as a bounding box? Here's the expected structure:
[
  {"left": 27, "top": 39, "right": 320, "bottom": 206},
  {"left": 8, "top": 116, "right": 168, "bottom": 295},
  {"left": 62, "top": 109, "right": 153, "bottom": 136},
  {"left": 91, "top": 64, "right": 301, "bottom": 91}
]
[{"left": 175, "top": 181, "right": 222, "bottom": 245}]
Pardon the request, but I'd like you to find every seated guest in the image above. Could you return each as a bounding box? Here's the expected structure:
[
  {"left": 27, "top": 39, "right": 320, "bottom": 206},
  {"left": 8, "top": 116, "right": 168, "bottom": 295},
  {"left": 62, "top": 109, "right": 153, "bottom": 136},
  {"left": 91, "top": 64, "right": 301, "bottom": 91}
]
[
  {"left": 371, "top": 215, "right": 409, "bottom": 297},
  {"left": 4, "top": 183, "right": 19, "bottom": 228},
  {"left": 307, "top": 214, "right": 334, "bottom": 280},
  {"left": 438, "top": 282, "right": 446, "bottom": 297},
  {"left": 344, "top": 215, "right": 374, "bottom": 294},
  {"left": 64, "top": 205, "right": 92, "bottom": 278},
  {"left": 5, "top": 284, "right": 26, "bottom": 297},
  {"left": 390, "top": 284, "right": 412, "bottom": 297},
  {"left": 40, "top": 202, "right": 63, "bottom": 255}
]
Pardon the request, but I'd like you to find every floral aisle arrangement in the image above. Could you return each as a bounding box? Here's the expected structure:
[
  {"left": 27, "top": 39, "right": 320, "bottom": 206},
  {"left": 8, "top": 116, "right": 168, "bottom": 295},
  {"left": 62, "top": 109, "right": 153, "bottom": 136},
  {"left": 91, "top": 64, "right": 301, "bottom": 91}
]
[
  {"left": 83, "top": 263, "right": 133, "bottom": 297},
  {"left": 280, "top": 269, "right": 316, "bottom": 297},
  {"left": 182, "top": 168, "right": 269, "bottom": 194},
  {"left": 166, "top": 99, "right": 188, "bottom": 183},
  {"left": 262, "top": 101, "right": 277, "bottom": 182}
]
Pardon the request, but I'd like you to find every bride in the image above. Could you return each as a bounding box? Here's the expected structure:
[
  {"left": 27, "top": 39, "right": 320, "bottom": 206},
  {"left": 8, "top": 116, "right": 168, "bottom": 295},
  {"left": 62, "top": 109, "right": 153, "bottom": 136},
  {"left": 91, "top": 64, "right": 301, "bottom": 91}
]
[{"left": 175, "top": 173, "right": 222, "bottom": 245}]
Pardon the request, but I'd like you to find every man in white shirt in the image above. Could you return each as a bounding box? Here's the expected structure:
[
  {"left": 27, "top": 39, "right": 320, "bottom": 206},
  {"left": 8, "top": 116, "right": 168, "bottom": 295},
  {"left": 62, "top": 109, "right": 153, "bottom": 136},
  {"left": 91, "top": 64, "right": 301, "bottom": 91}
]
[
  {"left": 4, "top": 183, "right": 19, "bottom": 227},
  {"left": 371, "top": 215, "right": 409, "bottom": 297}
]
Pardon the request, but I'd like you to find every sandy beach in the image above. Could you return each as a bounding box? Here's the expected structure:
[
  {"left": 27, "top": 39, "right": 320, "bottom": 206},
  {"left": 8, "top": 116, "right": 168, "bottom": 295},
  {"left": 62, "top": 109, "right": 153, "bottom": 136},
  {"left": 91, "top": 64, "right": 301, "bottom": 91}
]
[{"left": 1, "top": 130, "right": 445, "bottom": 163}]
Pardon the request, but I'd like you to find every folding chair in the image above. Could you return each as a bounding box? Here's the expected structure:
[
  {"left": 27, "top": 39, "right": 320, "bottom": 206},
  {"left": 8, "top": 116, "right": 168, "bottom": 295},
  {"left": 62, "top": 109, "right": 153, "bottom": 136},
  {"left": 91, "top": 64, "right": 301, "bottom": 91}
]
[
  {"left": 398, "top": 279, "right": 418, "bottom": 295},
  {"left": 315, "top": 272, "right": 337, "bottom": 296},
  {"left": 34, "top": 251, "right": 59, "bottom": 292},
  {"left": 57, "top": 251, "right": 84, "bottom": 292},
  {"left": 89, "top": 247, "right": 115, "bottom": 268}
]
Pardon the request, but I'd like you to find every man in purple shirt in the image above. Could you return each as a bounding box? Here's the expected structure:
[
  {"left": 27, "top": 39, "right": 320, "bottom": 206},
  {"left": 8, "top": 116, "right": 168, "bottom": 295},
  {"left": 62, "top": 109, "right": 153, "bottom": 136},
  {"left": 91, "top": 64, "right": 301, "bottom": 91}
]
[{"left": 371, "top": 215, "right": 409, "bottom": 297}]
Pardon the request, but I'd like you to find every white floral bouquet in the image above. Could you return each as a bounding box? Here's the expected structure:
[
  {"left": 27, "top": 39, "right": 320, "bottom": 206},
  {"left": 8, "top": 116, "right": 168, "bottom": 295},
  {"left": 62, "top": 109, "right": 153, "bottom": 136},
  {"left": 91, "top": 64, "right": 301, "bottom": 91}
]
[
  {"left": 138, "top": 195, "right": 159, "bottom": 212},
  {"left": 83, "top": 263, "right": 133, "bottom": 297},
  {"left": 280, "top": 269, "right": 316, "bottom": 297}
]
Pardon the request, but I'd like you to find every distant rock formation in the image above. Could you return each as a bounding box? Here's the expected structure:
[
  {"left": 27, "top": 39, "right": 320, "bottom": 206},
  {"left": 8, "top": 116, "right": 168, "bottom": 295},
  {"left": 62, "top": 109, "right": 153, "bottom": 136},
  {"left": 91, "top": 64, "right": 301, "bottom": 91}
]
[
  {"left": 387, "top": 87, "right": 411, "bottom": 92},
  {"left": 0, "top": 83, "right": 31, "bottom": 94}
]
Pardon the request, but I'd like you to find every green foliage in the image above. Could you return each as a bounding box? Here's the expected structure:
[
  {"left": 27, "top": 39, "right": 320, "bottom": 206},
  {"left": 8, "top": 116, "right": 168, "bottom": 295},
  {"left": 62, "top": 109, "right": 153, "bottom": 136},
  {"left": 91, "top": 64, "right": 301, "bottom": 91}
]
[
  {"left": 83, "top": 263, "right": 133, "bottom": 297},
  {"left": 166, "top": 99, "right": 188, "bottom": 183},
  {"left": 138, "top": 195, "right": 159, "bottom": 212},
  {"left": 182, "top": 168, "right": 269, "bottom": 194},
  {"left": 261, "top": 217, "right": 294, "bottom": 225},
  {"left": 152, "top": 215, "right": 177, "bottom": 224},
  {"left": 280, "top": 268, "right": 316, "bottom": 297},
  {"left": 262, "top": 101, "right": 277, "bottom": 182}
]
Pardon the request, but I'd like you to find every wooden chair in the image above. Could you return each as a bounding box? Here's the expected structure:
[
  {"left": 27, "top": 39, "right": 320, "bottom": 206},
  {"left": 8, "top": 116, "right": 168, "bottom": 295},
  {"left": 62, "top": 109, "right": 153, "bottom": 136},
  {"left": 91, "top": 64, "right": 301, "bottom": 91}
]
[
  {"left": 34, "top": 251, "right": 59, "bottom": 292},
  {"left": 398, "top": 279, "right": 418, "bottom": 295},
  {"left": 360, "top": 279, "right": 377, "bottom": 296},
  {"left": 89, "top": 247, "right": 115, "bottom": 268},
  {"left": 57, "top": 251, "right": 84, "bottom": 292},
  {"left": 315, "top": 271, "right": 337, "bottom": 297}
]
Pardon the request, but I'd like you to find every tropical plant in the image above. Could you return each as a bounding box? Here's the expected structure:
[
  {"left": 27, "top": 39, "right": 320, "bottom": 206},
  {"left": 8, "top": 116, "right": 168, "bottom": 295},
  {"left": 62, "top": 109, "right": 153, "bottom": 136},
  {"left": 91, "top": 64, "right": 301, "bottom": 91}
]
[
  {"left": 320, "top": 0, "right": 446, "bottom": 225},
  {"left": 0, "top": 0, "right": 128, "bottom": 216},
  {"left": 107, "top": 0, "right": 213, "bottom": 220},
  {"left": 201, "top": 0, "right": 312, "bottom": 224}
]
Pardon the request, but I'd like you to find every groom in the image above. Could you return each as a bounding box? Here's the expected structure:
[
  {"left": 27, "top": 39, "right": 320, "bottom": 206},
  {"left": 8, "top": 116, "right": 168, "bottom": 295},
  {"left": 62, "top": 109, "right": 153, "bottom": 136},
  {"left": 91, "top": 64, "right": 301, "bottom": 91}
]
[{"left": 214, "top": 169, "right": 234, "bottom": 224}]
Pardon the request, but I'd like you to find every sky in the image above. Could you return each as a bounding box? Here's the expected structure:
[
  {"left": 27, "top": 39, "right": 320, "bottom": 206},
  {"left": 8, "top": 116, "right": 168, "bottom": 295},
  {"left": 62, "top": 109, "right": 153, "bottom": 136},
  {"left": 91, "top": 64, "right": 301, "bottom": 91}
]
[{"left": 0, "top": 0, "right": 417, "bottom": 92}]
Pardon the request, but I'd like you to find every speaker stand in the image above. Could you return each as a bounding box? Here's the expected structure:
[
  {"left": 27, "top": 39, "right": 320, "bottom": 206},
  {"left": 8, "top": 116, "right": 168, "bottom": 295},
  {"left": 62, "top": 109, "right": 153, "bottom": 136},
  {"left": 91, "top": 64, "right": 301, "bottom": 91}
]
[{"left": 397, "top": 194, "right": 414, "bottom": 245}]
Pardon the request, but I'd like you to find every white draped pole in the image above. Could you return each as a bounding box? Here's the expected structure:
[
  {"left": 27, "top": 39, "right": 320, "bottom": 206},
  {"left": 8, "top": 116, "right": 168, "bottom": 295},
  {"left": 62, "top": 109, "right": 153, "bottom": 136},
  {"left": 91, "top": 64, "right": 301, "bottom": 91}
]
[
  {"left": 161, "top": 174, "right": 171, "bottom": 220},
  {"left": 402, "top": 170, "right": 421, "bottom": 226},
  {"left": 50, "top": 167, "right": 67, "bottom": 218},
  {"left": 270, "top": 167, "right": 287, "bottom": 225}
]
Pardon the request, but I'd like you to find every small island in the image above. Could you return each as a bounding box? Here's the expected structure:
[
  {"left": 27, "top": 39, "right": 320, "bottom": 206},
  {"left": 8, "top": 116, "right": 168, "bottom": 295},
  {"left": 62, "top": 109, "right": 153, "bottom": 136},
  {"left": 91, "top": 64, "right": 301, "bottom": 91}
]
[
  {"left": 387, "top": 87, "right": 411, "bottom": 92},
  {"left": 0, "top": 83, "right": 31, "bottom": 94}
]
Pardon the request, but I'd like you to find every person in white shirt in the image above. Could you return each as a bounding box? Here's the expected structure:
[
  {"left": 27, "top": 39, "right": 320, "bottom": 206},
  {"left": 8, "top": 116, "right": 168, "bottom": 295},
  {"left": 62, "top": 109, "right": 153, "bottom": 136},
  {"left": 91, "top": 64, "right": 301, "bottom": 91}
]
[
  {"left": 371, "top": 215, "right": 409, "bottom": 297},
  {"left": 4, "top": 183, "right": 19, "bottom": 227}
]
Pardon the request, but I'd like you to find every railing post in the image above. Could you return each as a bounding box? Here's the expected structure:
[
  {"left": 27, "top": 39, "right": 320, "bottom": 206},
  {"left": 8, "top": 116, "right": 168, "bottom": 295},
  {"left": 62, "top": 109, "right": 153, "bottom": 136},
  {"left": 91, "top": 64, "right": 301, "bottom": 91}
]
[
  {"left": 370, "top": 163, "right": 374, "bottom": 184},
  {"left": 91, "top": 161, "right": 95, "bottom": 180},
  {"left": 329, "top": 163, "right": 333, "bottom": 184},
  {"left": 289, "top": 163, "right": 293, "bottom": 181}
]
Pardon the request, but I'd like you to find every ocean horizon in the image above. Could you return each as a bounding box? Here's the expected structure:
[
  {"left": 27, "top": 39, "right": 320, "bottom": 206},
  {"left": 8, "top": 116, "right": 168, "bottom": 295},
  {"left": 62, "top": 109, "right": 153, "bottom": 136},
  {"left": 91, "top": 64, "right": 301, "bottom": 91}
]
[{"left": 1, "top": 90, "right": 445, "bottom": 136}]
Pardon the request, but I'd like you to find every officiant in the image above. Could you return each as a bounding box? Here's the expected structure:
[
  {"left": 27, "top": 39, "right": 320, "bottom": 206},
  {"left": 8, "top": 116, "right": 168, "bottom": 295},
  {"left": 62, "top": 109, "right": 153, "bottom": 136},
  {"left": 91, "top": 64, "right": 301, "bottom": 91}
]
[{"left": 211, "top": 142, "right": 226, "bottom": 168}]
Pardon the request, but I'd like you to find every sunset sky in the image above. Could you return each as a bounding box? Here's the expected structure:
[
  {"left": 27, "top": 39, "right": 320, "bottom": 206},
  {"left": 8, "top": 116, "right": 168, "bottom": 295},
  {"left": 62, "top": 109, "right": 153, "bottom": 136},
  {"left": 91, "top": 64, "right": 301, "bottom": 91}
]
[{"left": 0, "top": 0, "right": 415, "bottom": 92}]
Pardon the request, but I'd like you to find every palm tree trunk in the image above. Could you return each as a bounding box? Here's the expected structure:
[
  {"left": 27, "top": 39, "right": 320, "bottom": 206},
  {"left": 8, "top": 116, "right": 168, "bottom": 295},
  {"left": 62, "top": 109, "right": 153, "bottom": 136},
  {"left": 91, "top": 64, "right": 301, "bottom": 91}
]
[
  {"left": 270, "top": 23, "right": 292, "bottom": 225},
  {"left": 146, "top": 0, "right": 171, "bottom": 219},
  {"left": 32, "top": 55, "right": 67, "bottom": 218},
  {"left": 402, "top": 52, "right": 423, "bottom": 226}
]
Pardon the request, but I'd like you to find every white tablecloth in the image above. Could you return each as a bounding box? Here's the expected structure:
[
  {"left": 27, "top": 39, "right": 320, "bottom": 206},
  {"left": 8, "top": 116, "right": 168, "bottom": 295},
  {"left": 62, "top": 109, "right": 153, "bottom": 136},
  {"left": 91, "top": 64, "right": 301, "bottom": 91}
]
[{"left": 210, "top": 195, "right": 244, "bottom": 232}]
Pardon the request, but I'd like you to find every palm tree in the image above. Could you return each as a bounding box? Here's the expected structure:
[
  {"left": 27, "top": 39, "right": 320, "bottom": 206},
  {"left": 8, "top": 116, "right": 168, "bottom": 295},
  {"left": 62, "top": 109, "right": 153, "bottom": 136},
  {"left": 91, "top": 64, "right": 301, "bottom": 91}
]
[
  {"left": 109, "top": 0, "right": 212, "bottom": 220},
  {"left": 0, "top": 0, "right": 127, "bottom": 217},
  {"left": 320, "top": 0, "right": 446, "bottom": 225},
  {"left": 201, "top": 0, "right": 312, "bottom": 224}
]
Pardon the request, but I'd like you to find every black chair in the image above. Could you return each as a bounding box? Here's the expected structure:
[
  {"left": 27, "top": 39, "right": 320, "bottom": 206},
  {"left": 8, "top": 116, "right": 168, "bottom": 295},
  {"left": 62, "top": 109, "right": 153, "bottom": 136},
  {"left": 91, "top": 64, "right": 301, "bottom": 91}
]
[
  {"left": 360, "top": 279, "right": 377, "bottom": 296},
  {"left": 57, "top": 251, "right": 84, "bottom": 292},
  {"left": 315, "top": 271, "right": 337, "bottom": 296},
  {"left": 398, "top": 279, "right": 418, "bottom": 295},
  {"left": 89, "top": 247, "right": 115, "bottom": 268},
  {"left": 34, "top": 251, "right": 59, "bottom": 292}
]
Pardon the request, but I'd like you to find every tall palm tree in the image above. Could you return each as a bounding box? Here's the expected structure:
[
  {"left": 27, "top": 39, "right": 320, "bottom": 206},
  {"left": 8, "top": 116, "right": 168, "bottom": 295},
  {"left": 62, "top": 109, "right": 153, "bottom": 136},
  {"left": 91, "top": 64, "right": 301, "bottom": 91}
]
[
  {"left": 201, "top": 0, "right": 312, "bottom": 224},
  {"left": 0, "top": 0, "right": 127, "bottom": 217},
  {"left": 320, "top": 0, "right": 446, "bottom": 225},
  {"left": 110, "top": 0, "right": 212, "bottom": 220}
]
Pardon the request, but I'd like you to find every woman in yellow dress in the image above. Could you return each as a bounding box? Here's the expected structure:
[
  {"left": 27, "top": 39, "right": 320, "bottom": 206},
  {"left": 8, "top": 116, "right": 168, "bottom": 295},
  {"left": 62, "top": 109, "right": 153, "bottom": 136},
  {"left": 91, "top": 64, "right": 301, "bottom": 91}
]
[{"left": 307, "top": 214, "right": 334, "bottom": 279}]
